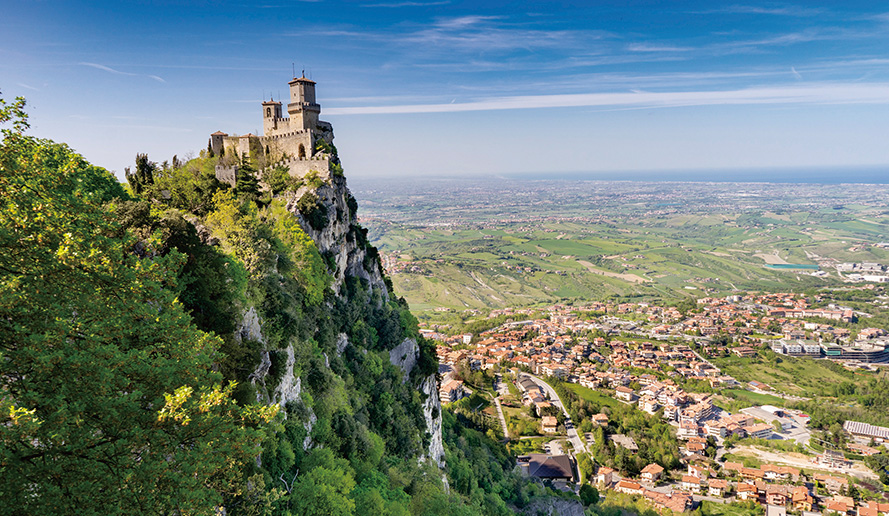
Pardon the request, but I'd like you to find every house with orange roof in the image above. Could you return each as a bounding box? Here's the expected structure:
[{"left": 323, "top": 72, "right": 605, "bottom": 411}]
[
  {"left": 862, "top": 502, "right": 889, "bottom": 516},
  {"left": 825, "top": 499, "right": 850, "bottom": 516},
  {"left": 678, "top": 421, "right": 700, "bottom": 440},
  {"left": 439, "top": 379, "right": 465, "bottom": 404},
  {"left": 814, "top": 474, "right": 848, "bottom": 494},
  {"left": 765, "top": 485, "right": 790, "bottom": 506},
  {"left": 736, "top": 482, "right": 758, "bottom": 501},
  {"left": 723, "top": 461, "right": 743, "bottom": 474},
  {"left": 541, "top": 415, "right": 558, "bottom": 434},
  {"left": 708, "top": 478, "right": 729, "bottom": 497},
  {"left": 640, "top": 463, "right": 664, "bottom": 483},
  {"left": 762, "top": 464, "right": 799, "bottom": 481},
  {"left": 687, "top": 463, "right": 713, "bottom": 479},
  {"left": 680, "top": 475, "right": 702, "bottom": 493},
  {"left": 792, "top": 486, "right": 814, "bottom": 512},
  {"left": 595, "top": 467, "right": 614, "bottom": 486},
  {"left": 740, "top": 467, "right": 765, "bottom": 481},
  {"left": 615, "top": 385, "right": 637, "bottom": 401},
  {"left": 616, "top": 479, "right": 643, "bottom": 496},
  {"left": 745, "top": 422, "right": 773, "bottom": 439}
]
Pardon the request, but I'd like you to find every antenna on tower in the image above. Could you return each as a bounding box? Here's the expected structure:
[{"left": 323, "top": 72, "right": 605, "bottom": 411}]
[{"left": 292, "top": 63, "right": 295, "bottom": 77}]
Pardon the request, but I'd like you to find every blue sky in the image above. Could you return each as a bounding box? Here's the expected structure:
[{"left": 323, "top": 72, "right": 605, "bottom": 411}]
[{"left": 2, "top": 1, "right": 889, "bottom": 178}]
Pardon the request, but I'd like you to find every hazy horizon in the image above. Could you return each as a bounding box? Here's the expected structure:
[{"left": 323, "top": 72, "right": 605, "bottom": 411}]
[
  {"left": 3, "top": 1, "right": 889, "bottom": 179},
  {"left": 349, "top": 164, "right": 889, "bottom": 184}
]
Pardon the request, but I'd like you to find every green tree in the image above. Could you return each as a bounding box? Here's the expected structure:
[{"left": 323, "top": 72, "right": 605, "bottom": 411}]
[
  {"left": 147, "top": 154, "right": 228, "bottom": 216},
  {"left": 288, "top": 466, "right": 356, "bottom": 516},
  {"left": 0, "top": 98, "right": 276, "bottom": 515},
  {"left": 265, "top": 165, "right": 299, "bottom": 195},
  {"left": 234, "top": 153, "right": 261, "bottom": 205},
  {"left": 125, "top": 152, "right": 157, "bottom": 195},
  {"left": 580, "top": 483, "right": 600, "bottom": 506}
]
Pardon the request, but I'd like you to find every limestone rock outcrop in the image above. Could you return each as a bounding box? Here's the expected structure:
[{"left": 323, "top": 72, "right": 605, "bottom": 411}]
[{"left": 286, "top": 175, "right": 388, "bottom": 296}]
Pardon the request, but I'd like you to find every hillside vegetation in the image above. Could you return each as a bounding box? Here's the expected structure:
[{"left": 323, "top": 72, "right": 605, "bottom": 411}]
[
  {"left": 0, "top": 95, "right": 589, "bottom": 515},
  {"left": 354, "top": 178, "right": 889, "bottom": 321}
]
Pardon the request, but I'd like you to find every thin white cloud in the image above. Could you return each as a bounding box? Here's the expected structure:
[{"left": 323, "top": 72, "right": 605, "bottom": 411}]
[
  {"left": 704, "top": 27, "right": 877, "bottom": 56},
  {"left": 791, "top": 66, "right": 802, "bottom": 79},
  {"left": 362, "top": 0, "right": 450, "bottom": 7},
  {"left": 628, "top": 43, "right": 693, "bottom": 53},
  {"left": 80, "top": 62, "right": 136, "bottom": 76},
  {"left": 703, "top": 5, "right": 825, "bottom": 17},
  {"left": 308, "top": 16, "right": 610, "bottom": 57},
  {"left": 325, "top": 83, "right": 889, "bottom": 115},
  {"left": 434, "top": 15, "right": 501, "bottom": 28},
  {"left": 17, "top": 82, "right": 39, "bottom": 91},
  {"left": 79, "top": 62, "right": 166, "bottom": 83}
]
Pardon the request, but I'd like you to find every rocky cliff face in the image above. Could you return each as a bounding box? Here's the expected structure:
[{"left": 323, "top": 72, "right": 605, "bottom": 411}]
[
  {"left": 522, "top": 499, "right": 586, "bottom": 516},
  {"left": 420, "top": 375, "right": 445, "bottom": 468},
  {"left": 286, "top": 175, "right": 388, "bottom": 296},
  {"left": 388, "top": 337, "right": 445, "bottom": 467},
  {"left": 237, "top": 168, "right": 443, "bottom": 466}
]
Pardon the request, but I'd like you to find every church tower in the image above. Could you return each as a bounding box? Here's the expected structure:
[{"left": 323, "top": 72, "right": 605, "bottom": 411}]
[
  {"left": 288, "top": 75, "right": 321, "bottom": 131},
  {"left": 262, "top": 97, "right": 283, "bottom": 135}
]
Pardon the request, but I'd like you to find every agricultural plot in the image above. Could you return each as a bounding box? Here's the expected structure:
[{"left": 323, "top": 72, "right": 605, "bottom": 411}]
[{"left": 354, "top": 178, "right": 889, "bottom": 318}]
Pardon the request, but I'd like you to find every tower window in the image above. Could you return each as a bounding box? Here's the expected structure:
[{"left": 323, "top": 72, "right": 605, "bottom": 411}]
[{"left": 298, "top": 144, "right": 306, "bottom": 158}]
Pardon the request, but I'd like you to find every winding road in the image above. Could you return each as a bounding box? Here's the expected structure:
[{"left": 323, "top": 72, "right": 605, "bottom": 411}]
[{"left": 522, "top": 373, "right": 588, "bottom": 455}]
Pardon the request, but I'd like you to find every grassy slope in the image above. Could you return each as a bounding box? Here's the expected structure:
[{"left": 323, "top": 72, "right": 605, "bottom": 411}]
[
  {"left": 564, "top": 383, "right": 620, "bottom": 408},
  {"left": 360, "top": 180, "right": 889, "bottom": 318},
  {"left": 710, "top": 353, "right": 868, "bottom": 396},
  {"left": 383, "top": 217, "right": 843, "bottom": 313}
]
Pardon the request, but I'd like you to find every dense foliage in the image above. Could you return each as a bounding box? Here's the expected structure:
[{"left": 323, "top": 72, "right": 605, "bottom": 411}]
[
  {"left": 0, "top": 96, "right": 276, "bottom": 515},
  {"left": 551, "top": 380, "right": 681, "bottom": 475},
  {"left": 0, "top": 93, "right": 596, "bottom": 515}
]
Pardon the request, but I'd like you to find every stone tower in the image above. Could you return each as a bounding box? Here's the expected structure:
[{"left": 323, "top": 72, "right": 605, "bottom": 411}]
[
  {"left": 262, "top": 98, "right": 283, "bottom": 136},
  {"left": 210, "top": 131, "right": 227, "bottom": 156},
  {"left": 288, "top": 75, "right": 320, "bottom": 131},
  {"left": 212, "top": 75, "right": 335, "bottom": 187}
]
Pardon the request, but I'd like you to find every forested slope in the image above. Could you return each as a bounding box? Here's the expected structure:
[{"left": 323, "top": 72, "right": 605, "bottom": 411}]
[{"left": 0, "top": 94, "right": 583, "bottom": 515}]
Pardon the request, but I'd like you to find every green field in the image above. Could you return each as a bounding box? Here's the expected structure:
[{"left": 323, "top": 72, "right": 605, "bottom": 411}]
[
  {"left": 722, "top": 389, "right": 786, "bottom": 407},
  {"left": 711, "top": 353, "right": 864, "bottom": 397},
  {"left": 356, "top": 178, "right": 889, "bottom": 319},
  {"left": 565, "top": 383, "right": 620, "bottom": 408}
]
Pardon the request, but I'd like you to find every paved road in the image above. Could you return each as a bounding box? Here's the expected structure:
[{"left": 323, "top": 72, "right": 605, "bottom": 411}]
[
  {"left": 492, "top": 375, "right": 511, "bottom": 439},
  {"left": 493, "top": 396, "right": 509, "bottom": 439},
  {"left": 545, "top": 440, "right": 564, "bottom": 455},
  {"left": 493, "top": 374, "right": 510, "bottom": 397},
  {"left": 523, "top": 373, "right": 588, "bottom": 455}
]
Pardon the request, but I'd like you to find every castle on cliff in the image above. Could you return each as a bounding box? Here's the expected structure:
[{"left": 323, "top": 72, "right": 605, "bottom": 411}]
[{"left": 211, "top": 75, "right": 335, "bottom": 185}]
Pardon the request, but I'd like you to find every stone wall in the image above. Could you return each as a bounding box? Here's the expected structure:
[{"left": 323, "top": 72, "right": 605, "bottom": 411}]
[
  {"left": 263, "top": 115, "right": 291, "bottom": 137},
  {"left": 215, "top": 165, "right": 238, "bottom": 187},
  {"left": 260, "top": 156, "right": 331, "bottom": 180},
  {"left": 283, "top": 156, "right": 330, "bottom": 178}
]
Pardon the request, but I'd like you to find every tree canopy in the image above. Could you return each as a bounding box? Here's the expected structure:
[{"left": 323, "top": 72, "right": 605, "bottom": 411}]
[{"left": 0, "top": 95, "right": 276, "bottom": 515}]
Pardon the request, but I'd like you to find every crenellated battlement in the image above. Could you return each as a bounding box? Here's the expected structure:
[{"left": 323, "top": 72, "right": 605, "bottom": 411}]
[
  {"left": 260, "top": 155, "right": 331, "bottom": 181},
  {"left": 264, "top": 129, "right": 312, "bottom": 141}
]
